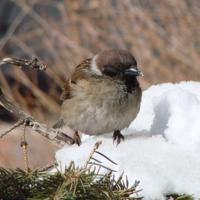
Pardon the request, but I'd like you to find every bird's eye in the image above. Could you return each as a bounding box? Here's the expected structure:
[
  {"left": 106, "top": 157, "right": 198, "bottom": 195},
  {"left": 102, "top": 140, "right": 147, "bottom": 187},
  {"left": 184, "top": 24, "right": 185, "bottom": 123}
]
[{"left": 116, "top": 63, "right": 122, "bottom": 69}]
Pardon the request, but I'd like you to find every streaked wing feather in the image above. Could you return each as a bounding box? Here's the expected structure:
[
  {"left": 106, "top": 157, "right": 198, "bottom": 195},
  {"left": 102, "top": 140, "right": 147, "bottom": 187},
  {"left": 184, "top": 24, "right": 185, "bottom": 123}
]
[{"left": 60, "top": 58, "right": 92, "bottom": 100}]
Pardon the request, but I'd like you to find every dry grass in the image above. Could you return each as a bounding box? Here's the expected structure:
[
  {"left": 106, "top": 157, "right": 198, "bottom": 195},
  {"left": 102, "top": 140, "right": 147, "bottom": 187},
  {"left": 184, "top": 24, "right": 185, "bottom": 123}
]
[{"left": 0, "top": 0, "right": 200, "bottom": 119}]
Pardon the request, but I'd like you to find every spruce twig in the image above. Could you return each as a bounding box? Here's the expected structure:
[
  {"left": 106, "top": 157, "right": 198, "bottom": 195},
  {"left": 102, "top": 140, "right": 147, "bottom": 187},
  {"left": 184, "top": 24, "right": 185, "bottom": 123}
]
[
  {"left": 82, "top": 141, "right": 102, "bottom": 171},
  {"left": 0, "top": 155, "right": 142, "bottom": 199},
  {"left": 21, "top": 118, "right": 29, "bottom": 175},
  {"left": 38, "top": 161, "right": 58, "bottom": 172},
  {"left": 95, "top": 150, "right": 118, "bottom": 165}
]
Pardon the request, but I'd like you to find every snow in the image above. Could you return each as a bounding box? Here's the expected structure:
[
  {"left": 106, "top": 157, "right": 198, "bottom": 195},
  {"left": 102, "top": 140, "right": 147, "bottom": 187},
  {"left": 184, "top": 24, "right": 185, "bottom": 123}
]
[{"left": 55, "top": 81, "right": 200, "bottom": 199}]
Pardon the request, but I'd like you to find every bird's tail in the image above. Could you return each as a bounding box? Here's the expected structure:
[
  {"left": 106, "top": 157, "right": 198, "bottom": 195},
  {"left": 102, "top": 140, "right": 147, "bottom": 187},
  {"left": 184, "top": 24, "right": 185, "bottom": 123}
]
[{"left": 52, "top": 118, "right": 66, "bottom": 129}]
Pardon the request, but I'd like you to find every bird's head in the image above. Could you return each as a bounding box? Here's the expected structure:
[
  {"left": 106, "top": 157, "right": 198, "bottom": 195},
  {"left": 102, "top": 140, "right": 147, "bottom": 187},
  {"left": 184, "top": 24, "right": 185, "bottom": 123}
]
[{"left": 90, "top": 49, "right": 143, "bottom": 80}]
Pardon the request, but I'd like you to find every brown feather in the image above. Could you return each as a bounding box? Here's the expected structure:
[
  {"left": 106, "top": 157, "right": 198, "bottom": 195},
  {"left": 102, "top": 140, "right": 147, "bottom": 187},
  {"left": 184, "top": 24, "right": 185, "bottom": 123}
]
[{"left": 60, "top": 58, "right": 92, "bottom": 100}]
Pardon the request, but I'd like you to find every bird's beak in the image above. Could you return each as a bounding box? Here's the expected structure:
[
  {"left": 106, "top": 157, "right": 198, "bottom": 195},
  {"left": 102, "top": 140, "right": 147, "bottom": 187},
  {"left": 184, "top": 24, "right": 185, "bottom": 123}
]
[{"left": 125, "top": 67, "right": 143, "bottom": 77}]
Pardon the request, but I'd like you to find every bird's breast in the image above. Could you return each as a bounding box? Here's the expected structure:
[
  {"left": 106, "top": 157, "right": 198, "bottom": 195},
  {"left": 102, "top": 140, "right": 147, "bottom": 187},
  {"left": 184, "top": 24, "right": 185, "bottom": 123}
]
[{"left": 61, "top": 78, "right": 141, "bottom": 135}]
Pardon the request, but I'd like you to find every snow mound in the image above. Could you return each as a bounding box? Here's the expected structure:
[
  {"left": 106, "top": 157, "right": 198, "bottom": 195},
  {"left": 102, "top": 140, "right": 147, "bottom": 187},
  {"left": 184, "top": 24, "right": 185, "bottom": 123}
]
[{"left": 55, "top": 81, "right": 200, "bottom": 199}]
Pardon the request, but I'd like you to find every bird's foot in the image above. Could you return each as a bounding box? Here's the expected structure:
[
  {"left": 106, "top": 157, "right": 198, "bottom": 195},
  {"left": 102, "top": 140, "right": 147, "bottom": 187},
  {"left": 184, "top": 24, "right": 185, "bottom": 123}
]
[
  {"left": 113, "top": 130, "right": 124, "bottom": 145},
  {"left": 71, "top": 131, "right": 81, "bottom": 146}
]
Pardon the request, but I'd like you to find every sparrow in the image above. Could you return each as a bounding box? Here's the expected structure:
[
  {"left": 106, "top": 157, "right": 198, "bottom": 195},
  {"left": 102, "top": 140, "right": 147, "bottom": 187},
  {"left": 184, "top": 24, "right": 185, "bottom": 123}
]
[{"left": 53, "top": 49, "right": 143, "bottom": 145}]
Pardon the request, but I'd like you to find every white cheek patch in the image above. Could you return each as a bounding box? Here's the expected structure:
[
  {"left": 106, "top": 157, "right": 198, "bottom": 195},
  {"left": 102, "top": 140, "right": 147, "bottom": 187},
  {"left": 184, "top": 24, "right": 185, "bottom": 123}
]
[{"left": 90, "top": 55, "right": 102, "bottom": 76}]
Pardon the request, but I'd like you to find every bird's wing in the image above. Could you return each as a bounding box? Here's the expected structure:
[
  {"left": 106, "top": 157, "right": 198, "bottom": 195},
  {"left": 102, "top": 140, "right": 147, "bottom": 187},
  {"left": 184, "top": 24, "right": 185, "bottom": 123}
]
[{"left": 60, "top": 58, "right": 92, "bottom": 100}]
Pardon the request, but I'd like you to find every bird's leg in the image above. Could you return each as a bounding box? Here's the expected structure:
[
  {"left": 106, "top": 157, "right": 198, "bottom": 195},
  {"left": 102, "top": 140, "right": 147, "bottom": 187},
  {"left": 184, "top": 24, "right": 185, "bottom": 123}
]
[
  {"left": 71, "top": 131, "right": 81, "bottom": 146},
  {"left": 113, "top": 130, "right": 124, "bottom": 145}
]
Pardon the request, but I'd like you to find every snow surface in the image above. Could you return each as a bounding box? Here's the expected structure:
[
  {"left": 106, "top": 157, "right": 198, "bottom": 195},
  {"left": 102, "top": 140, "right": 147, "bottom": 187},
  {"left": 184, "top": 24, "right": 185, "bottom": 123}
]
[{"left": 55, "top": 81, "right": 200, "bottom": 199}]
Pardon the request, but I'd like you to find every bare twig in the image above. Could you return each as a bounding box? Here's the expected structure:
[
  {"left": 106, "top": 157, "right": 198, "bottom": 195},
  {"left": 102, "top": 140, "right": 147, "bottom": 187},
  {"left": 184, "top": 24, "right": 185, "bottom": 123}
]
[
  {"left": 80, "top": 141, "right": 119, "bottom": 173},
  {"left": 0, "top": 57, "right": 47, "bottom": 71},
  {"left": 0, "top": 57, "right": 73, "bottom": 147},
  {"left": 38, "top": 161, "right": 58, "bottom": 172},
  {"left": 82, "top": 141, "right": 102, "bottom": 171},
  {"left": 0, "top": 118, "right": 24, "bottom": 138},
  {"left": 21, "top": 118, "right": 29, "bottom": 174}
]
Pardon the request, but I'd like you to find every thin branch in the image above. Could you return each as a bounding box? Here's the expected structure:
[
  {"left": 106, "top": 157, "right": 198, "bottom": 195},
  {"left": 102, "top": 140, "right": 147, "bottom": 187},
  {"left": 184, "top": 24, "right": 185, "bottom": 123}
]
[
  {"left": 82, "top": 141, "right": 102, "bottom": 171},
  {"left": 21, "top": 118, "right": 29, "bottom": 174},
  {"left": 0, "top": 56, "right": 47, "bottom": 71},
  {"left": 0, "top": 57, "right": 73, "bottom": 147},
  {"left": 0, "top": 118, "right": 24, "bottom": 138},
  {"left": 38, "top": 161, "right": 58, "bottom": 172},
  {"left": 0, "top": 87, "right": 25, "bottom": 119}
]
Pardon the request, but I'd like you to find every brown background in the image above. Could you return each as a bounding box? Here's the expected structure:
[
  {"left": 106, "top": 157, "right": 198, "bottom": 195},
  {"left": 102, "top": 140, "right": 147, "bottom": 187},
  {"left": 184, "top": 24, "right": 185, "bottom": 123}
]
[{"left": 0, "top": 0, "right": 200, "bottom": 170}]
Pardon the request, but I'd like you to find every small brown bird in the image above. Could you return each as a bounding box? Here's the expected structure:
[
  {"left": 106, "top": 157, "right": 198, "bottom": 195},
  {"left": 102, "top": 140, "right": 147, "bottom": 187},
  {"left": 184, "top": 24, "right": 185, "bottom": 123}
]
[{"left": 53, "top": 49, "right": 143, "bottom": 145}]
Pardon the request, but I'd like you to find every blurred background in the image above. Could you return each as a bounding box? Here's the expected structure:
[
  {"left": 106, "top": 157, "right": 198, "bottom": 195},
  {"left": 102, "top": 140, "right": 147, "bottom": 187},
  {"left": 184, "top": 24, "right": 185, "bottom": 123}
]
[{"left": 0, "top": 0, "right": 200, "bottom": 169}]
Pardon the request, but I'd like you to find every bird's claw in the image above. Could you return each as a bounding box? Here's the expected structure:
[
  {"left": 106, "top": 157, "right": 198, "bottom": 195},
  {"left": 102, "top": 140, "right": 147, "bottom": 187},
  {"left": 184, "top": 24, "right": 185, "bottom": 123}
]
[
  {"left": 71, "top": 131, "right": 81, "bottom": 146},
  {"left": 113, "top": 130, "right": 124, "bottom": 145}
]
